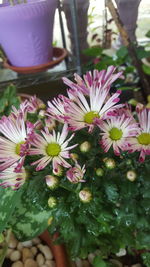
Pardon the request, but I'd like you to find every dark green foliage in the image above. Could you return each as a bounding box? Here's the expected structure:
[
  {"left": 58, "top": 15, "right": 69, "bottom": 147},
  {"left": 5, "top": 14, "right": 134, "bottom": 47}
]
[
  {"left": 0, "top": 84, "right": 20, "bottom": 117},
  {"left": 46, "top": 129, "right": 150, "bottom": 261},
  {"left": 0, "top": 86, "right": 149, "bottom": 265}
]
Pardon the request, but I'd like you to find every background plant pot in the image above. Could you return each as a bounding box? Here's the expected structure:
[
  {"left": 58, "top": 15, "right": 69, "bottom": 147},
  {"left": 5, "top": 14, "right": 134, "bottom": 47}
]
[
  {"left": 40, "top": 231, "right": 70, "bottom": 267},
  {"left": 0, "top": 0, "right": 57, "bottom": 67}
]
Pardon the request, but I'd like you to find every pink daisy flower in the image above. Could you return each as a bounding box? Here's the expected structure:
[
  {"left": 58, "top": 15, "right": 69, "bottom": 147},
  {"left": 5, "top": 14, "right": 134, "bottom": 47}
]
[
  {"left": 47, "top": 96, "right": 70, "bottom": 123},
  {"left": 98, "top": 114, "right": 139, "bottom": 155},
  {"left": 62, "top": 86, "right": 123, "bottom": 132},
  {"left": 128, "top": 104, "right": 150, "bottom": 162},
  {"left": 0, "top": 112, "right": 35, "bottom": 172},
  {"left": 0, "top": 165, "right": 27, "bottom": 190},
  {"left": 30, "top": 124, "right": 77, "bottom": 172},
  {"left": 62, "top": 66, "right": 123, "bottom": 95}
]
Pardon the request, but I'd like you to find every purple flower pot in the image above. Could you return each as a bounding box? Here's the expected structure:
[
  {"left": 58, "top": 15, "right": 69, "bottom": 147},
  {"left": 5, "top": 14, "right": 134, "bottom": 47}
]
[{"left": 0, "top": 0, "right": 57, "bottom": 67}]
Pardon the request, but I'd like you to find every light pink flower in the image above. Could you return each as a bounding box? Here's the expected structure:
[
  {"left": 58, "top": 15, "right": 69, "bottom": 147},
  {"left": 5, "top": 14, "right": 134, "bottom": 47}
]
[
  {"left": 62, "top": 66, "right": 123, "bottom": 95},
  {"left": 47, "top": 96, "right": 70, "bottom": 123},
  {"left": 99, "top": 114, "right": 139, "bottom": 155},
  {"left": 63, "top": 86, "right": 123, "bottom": 132},
  {"left": 66, "top": 163, "right": 86, "bottom": 183},
  {"left": 0, "top": 112, "right": 35, "bottom": 172},
  {"left": 128, "top": 104, "right": 150, "bottom": 162},
  {"left": 30, "top": 124, "right": 77, "bottom": 173}
]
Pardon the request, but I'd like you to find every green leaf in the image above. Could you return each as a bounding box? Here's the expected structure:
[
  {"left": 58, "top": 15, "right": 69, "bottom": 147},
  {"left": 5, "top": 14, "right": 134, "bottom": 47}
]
[
  {"left": 93, "top": 256, "right": 108, "bottom": 267},
  {"left": 146, "top": 30, "right": 150, "bottom": 38},
  {"left": 117, "top": 86, "right": 140, "bottom": 91},
  {"left": 9, "top": 174, "right": 52, "bottom": 241},
  {"left": 0, "top": 187, "right": 23, "bottom": 233},
  {"left": 83, "top": 46, "right": 103, "bottom": 57},
  {"left": 142, "top": 252, "right": 150, "bottom": 267},
  {"left": 116, "top": 46, "right": 128, "bottom": 59},
  {"left": 136, "top": 46, "right": 150, "bottom": 59},
  {"left": 142, "top": 64, "right": 150, "bottom": 75}
]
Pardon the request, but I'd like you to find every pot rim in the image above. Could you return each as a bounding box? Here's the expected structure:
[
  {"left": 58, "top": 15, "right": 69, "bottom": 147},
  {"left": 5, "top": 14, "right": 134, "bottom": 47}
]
[{"left": 40, "top": 231, "right": 70, "bottom": 267}]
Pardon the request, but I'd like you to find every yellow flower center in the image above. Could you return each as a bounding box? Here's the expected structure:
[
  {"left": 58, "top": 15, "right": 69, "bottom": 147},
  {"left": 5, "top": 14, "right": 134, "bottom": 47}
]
[
  {"left": 109, "top": 127, "right": 123, "bottom": 141},
  {"left": 15, "top": 141, "right": 25, "bottom": 155},
  {"left": 137, "top": 133, "right": 150, "bottom": 145},
  {"left": 46, "top": 143, "right": 61, "bottom": 157},
  {"left": 84, "top": 111, "right": 99, "bottom": 124}
]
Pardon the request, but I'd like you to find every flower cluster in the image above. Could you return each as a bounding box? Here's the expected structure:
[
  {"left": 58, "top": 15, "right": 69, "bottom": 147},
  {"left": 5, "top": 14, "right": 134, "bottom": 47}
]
[
  {"left": 1, "top": 66, "right": 150, "bottom": 262},
  {"left": 0, "top": 66, "right": 150, "bottom": 191}
]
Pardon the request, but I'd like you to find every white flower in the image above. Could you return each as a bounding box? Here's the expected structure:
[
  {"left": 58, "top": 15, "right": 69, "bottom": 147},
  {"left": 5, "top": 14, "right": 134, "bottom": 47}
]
[{"left": 30, "top": 124, "right": 77, "bottom": 172}]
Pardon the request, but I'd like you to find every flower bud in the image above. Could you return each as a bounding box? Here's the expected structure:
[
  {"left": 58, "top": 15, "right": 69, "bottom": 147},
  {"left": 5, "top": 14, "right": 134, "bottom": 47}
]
[
  {"left": 48, "top": 197, "right": 57, "bottom": 208},
  {"left": 70, "top": 153, "right": 79, "bottom": 161},
  {"left": 66, "top": 164, "right": 85, "bottom": 183},
  {"left": 126, "top": 159, "right": 132, "bottom": 165},
  {"left": 45, "top": 118, "right": 56, "bottom": 131},
  {"left": 47, "top": 217, "right": 53, "bottom": 226},
  {"left": 53, "top": 165, "right": 63, "bottom": 177},
  {"left": 80, "top": 141, "right": 91, "bottom": 153},
  {"left": 46, "top": 175, "right": 59, "bottom": 190},
  {"left": 147, "top": 95, "right": 150, "bottom": 103},
  {"left": 126, "top": 170, "right": 137, "bottom": 182},
  {"left": 79, "top": 189, "right": 92, "bottom": 203},
  {"left": 38, "top": 109, "right": 46, "bottom": 118},
  {"left": 104, "top": 158, "right": 116, "bottom": 169},
  {"left": 96, "top": 168, "right": 104, "bottom": 176}
]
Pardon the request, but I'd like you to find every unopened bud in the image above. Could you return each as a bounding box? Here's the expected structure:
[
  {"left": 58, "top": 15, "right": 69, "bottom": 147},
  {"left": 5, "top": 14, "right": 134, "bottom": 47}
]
[
  {"left": 38, "top": 109, "right": 46, "bottom": 118},
  {"left": 46, "top": 175, "right": 59, "bottom": 190},
  {"left": 39, "top": 103, "right": 46, "bottom": 110},
  {"left": 53, "top": 165, "right": 63, "bottom": 177},
  {"left": 128, "top": 99, "right": 138, "bottom": 107},
  {"left": 126, "top": 170, "right": 137, "bottom": 181},
  {"left": 79, "top": 189, "right": 92, "bottom": 203},
  {"left": 48, "top": 197, "right": 57, "bottom": 208},
  {"left": 147, "top": 95, "right": 150, "bottom": 103},
  {"left": 96, "top": 168, "right": 104, "bottom": 176},
  {"left": 70, "top": 153, "right": 79, "bottom": 161},
  {"left": 104, "top": 158, "right": 116, "bottom": 169},
  {"left": 126, "top": 159, "right": 132, "bottom": 165},
  {"left": 47, "top": 217, "right": 53, "bottom": 226},
  {"left": 80, "top": 141, "right": 91, "bottom": 153}
]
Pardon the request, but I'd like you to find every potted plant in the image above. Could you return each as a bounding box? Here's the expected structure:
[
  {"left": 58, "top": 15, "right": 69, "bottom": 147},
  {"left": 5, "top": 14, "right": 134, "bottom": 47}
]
[
  {"left": 0, "top": 0, "right": 57, "bottom": 67},
  {"left": 0, "top": 66, "right": 150, "bottom": 266}
]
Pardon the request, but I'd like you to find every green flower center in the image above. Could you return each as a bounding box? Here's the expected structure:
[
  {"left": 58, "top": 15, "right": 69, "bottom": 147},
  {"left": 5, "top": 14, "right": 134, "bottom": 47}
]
[
  {"left": 109, "top": 127, "right": 123, "bottom": 141},
  {"left": 46, "top": 143, "right": 61, "bottom": 157},
  {"left": 137, "top": 133, "right": 150, "bottom": 145},
  {"left": 84, "top": 111, "right": 99, "bottom": 124},
  {"left": 15, "top": 141, "right": 25, "bottom": 155}
]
